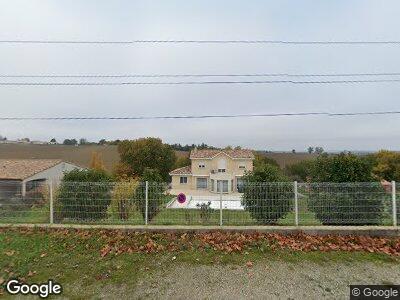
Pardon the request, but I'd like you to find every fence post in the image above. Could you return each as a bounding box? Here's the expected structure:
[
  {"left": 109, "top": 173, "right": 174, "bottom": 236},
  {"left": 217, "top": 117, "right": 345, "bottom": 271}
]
[
  {"left": 49, "top": 180, "right": 54, "bottom": 224},
  {"left": 145, "top": 181, "right": 149, "bottom": 225},
  {"left": 219, "top": 181, "right": 223, "bottom": 226},
  {"left": 294, "top": 181, "right": 299, "bottom": 226},
  {"left": 392, "top": 181, "right": 397, "bottom": 227}
]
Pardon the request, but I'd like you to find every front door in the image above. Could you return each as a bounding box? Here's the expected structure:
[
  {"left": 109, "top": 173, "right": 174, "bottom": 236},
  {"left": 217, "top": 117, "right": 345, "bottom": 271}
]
[{"left": 217, "top": 180, "right": 229, "bottom": 193}]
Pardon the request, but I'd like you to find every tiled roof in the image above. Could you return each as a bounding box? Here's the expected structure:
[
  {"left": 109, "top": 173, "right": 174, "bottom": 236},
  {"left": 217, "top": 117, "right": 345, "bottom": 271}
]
[
  {"left": 0, "top": 159, "right": 63, "bottom": 180},
  {"left": 190, "top": 149, "right": 254, "bottom": 159},
  {"left": 169, "top": 165, "right": 192, "bottom": 175}
]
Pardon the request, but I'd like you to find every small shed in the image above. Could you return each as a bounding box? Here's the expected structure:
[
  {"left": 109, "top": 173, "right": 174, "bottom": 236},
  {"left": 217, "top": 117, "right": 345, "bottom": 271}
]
[{"left": 0, "top": 159, "right": 81, "bottom": 198}]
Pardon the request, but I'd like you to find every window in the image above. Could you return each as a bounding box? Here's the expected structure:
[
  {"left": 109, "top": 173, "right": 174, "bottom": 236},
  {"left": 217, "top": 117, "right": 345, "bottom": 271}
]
[
  {"left": 196, "top": 178, "right": 207, "bottom": 189},
  {"left": 180, "top": 177, "right": 188, "bottom": 184},
  {"left": 217, "top": 180, "right": 229, "bottom": 193},
  {"left": 239, "top": 165, "right": 246, "bottom": 169},
  {"left": 210, "top": 179, "right": 214, "bottom": 191},
  {"left": 218, "top": 169, "right": 226, "bottom": 173},
  {"left": 237, "top": 178, "right": 244, "bottom": 193},
  {"left": 198, "top": 163, "right": 206, "bottom": 168}
]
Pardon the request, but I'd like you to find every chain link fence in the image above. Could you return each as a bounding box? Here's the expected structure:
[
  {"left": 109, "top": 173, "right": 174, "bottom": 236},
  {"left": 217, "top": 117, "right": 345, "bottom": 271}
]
[{"left": 0, "top": 180, "right": 397, "bottom": 226}]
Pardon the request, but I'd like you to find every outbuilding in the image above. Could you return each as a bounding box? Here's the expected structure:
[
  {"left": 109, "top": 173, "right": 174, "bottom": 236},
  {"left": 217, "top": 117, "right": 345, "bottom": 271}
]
[{"left": 0, "top": 159, "right": 81, "bottom": 198}]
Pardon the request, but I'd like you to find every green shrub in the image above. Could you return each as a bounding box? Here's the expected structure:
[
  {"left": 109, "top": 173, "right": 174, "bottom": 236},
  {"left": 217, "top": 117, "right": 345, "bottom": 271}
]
[
  {"left": 196, "top": 201, "right": 213, "bottom": 224},
  {"left": 108, "top": 179, "right": 138, "bottom": 220},
  {"left": 133, "top": 169, "right": 166, "bottom": 222},
  {"left": 307, "top": 184, "right": 386, "bottom": 225},
  {"left": 57, "top": 169, "right": 112, "bottom": 221},
  {"left": 241, "top": 164, "right": 292, "bottom": 225}
]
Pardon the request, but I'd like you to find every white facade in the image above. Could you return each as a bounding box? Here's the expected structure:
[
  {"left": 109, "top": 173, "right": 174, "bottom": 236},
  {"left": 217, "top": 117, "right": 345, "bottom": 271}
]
[{"left": 21, "top": 162, "right": 81, "bottom": 195}]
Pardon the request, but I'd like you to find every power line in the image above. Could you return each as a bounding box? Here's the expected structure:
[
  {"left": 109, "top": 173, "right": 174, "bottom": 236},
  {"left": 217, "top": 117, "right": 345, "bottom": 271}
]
[
  {"left": 1, "top": 39, "right": 400, "bottom": 45},
  {"left": 1, "top": 72, "right": 400, "bottom": 78},
  {"left": 2, "top": 79, "right": 400, "bottom": 86},
  {"left": 1, "top": 111, "right": 400, "bottom": 121}
]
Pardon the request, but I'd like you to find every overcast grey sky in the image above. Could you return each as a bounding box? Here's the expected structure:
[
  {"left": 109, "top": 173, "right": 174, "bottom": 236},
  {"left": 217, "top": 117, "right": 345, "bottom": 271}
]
[{"left": 1, "top": 0, "right": 400, "bottom": 151}]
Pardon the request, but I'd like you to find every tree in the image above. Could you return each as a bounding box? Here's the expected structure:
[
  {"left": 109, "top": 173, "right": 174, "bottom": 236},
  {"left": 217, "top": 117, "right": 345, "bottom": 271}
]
[
  {"left": 63, "top": 139, "right": 77, "bottom": 146},
  {"left": 56, "top": 169, "right": 112, "bottom": 221},
  {"left": 309, "top": 152, "right": 374, "bottom": 182},
  {"left": 291, "top": 149, "right": 296, "bottom": 153},
  {"left": 175, "top": 155, "right": 191, "bottom": 168},
  {"left": 253, "top": 153, "right": 279, "bottom": 168},
  {"left": 50, "top": 138, "right": 57, "bottom": 144},
  {"left": 98, "top": 139, "right": 107, "bottom": 145},
  {"left": 306, "top": 152, "right": 384, "bottom": 225},
  {"left": 117, "top": 138, "right": 176, "bottom": 181},
  {"left": 284, "top": 159, "right": 315, "bottom": 182},
  {"left": 241, "top": 164, "right": 292, "bottom": 225},
  {"left": 315, "top": 147, "right": 324, "bottom": 154},
  {"left": 79, "top": 138, "right": 88, "bottom": 145},
  {"left": 108, "top": 179, "right": 138, "bottom": 221},
  {"left": 372, "top": 150, "right": 400, "bottom": 181},
  {"left": 307, "top": 147, "right": 314, "bottom": 154},
  {"left": 89, "top": 151, "right": 106, "bottom": 171}
]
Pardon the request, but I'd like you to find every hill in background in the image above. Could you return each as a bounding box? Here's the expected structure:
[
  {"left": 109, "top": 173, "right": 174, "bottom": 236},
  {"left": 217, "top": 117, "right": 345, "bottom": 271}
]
[
  {"left": 0, "top": 144, "right": 317, "bottom": 172},
  {"left": 0, "top": 144, "right": 188, "bottom": 172}
]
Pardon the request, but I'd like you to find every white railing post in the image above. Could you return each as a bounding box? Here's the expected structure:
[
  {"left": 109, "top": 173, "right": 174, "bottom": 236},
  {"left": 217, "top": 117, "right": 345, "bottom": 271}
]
[
  {"left": 145, "top": 181, "right": 149, "bottom": 225},
  {"left": 392, "top": 181, "right": 397, "bottom": 227},
  {"left": 49, "top": 180, "right": 54, "bottom": 224},
  {"left": 219, "top": 181, "right": 223, "bottom": 226},
  {"left": 294, "top": 181, "right": 299, "bottom": 226}
]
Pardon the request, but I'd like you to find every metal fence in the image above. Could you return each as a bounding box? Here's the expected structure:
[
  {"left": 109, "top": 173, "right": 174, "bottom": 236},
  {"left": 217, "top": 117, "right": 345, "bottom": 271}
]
[{"left": 0, "top": 180, "right": 398, "bottom": 226}]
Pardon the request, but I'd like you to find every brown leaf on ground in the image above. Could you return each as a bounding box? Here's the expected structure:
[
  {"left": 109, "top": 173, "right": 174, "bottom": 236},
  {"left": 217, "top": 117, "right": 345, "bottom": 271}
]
[
  {"left": 4, "top": 250, "right": 15, "bottom": 256},
  {"left": 246, "top": 261, "right": 253, "bottom": 268}
]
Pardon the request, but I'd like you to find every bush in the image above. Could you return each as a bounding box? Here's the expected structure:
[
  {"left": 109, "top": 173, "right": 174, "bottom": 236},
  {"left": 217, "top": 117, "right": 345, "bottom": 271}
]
[
  {"left": 241, "top": 164, "right": 292, "bottom": 225},
  {"left": 310, "top": 152, "right": 374, "bottom": 182},
  {"left": 108, "top": 179, "right": 138, "bottom": 220},
  {"left": 57, "top": 169, "right": 112, "bottom": 221},
  {"left": 133, "top": 169, "right": 166, "bottom": 222},
  {"left": 307, "top": 183, "right": 386, "bottom": 225},
  {"left": 196, "top": 201, "right": 213, "bottom": 224},
  {"left": 284, "top": 159, "right": 314, "bottom": 182}
]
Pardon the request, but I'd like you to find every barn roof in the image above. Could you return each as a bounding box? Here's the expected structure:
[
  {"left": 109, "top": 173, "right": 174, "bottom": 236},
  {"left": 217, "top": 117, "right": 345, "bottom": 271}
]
[{"left": 0, "top": 159, "right": 63, "bottom": 180}]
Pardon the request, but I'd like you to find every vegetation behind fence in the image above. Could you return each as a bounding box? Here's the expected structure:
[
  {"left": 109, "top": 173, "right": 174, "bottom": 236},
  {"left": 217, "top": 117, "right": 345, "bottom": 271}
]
[{"left": 0, "top": 181, "right": 398, "bottom": 226}]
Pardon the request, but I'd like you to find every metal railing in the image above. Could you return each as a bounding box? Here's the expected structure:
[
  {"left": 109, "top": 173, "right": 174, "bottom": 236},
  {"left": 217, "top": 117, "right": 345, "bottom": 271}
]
[{"left": 0, "top": 180, "right": 398, "bottom": 227}]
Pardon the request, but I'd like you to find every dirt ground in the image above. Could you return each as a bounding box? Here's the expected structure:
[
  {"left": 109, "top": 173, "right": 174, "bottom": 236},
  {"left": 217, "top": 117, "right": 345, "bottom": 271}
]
[{"left": 96, "top": 260, "right": 399, "bottom": 300}]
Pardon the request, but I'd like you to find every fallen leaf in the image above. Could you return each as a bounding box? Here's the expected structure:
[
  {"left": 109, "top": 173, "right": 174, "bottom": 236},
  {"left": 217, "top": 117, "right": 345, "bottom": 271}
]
[
  {"left": 40, "top": 253, "right": 47, "bottom": 258},
  {"left": 5, "top": 250, "right": 15, "bottom": 257},
  {"left": 27, "top": 271, "right": 36, "bottom": 277},
  {"left": 246, "top": 261, "right": 253, "bottom": 268}
]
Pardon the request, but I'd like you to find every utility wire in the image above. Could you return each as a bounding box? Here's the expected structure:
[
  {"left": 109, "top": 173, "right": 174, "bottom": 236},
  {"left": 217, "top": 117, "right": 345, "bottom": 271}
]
[
  {"left": 1, "top": 72, "right": 400, "bottom": 78},
  {"left": 2, "top": 79, "right": 400, "bottom": 86},
  {"left": 1, "top": 39, "right": 400, "bottom": 45},
  {"left": 1, "top": 111, "right": 400, "bottom": 121}
]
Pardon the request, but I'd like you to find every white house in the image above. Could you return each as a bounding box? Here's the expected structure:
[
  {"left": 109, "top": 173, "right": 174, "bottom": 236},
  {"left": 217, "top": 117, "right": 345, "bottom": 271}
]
[{"left": 0, "top": 159, "right": 82, "bottom": 198}]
